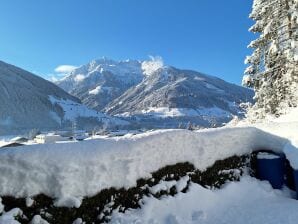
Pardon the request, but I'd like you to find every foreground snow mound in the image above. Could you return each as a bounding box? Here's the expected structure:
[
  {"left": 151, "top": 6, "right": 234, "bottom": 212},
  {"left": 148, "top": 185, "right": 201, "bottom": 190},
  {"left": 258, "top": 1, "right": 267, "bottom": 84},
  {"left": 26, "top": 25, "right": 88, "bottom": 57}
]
[
  {"left": 234, "top": 108, "right": 298, "bottom": 169},
  {"left": 0, "top": 126, "right": 290, "bottom": 204},
  {"left": 110, "top": 177, "right": 298, "bottom": 224}
]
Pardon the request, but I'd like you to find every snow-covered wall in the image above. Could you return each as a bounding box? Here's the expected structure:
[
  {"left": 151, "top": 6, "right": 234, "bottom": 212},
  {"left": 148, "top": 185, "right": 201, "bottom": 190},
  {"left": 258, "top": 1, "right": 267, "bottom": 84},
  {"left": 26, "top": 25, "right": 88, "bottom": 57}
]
[{"left": 0, "top": 126, "right": 289, "bottom": 205}]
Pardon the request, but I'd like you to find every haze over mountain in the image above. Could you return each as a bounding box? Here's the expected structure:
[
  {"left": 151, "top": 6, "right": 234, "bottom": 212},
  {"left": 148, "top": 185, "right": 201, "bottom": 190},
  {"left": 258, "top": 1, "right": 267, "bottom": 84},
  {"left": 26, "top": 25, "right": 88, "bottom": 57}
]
[
  {"left": 57, "top": 58, "right": 254, "bottom": 128},
  {"left": 0, "top": 60, "right": 127, "bottom": 135}
]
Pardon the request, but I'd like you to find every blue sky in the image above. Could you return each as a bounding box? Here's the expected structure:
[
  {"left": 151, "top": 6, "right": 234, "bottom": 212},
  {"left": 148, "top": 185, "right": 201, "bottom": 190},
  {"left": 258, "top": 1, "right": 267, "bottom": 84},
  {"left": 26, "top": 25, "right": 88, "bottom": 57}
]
[{"left": 0, "top": 0, "right": 254, "bottom": 85}]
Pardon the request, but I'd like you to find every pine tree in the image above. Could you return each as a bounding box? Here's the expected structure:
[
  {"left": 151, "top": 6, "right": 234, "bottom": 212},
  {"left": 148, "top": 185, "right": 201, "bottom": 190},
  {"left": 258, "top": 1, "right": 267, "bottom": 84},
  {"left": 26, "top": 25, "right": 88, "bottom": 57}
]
[{"left": 243, "top": 0, "right": 298, "bottom": 120}]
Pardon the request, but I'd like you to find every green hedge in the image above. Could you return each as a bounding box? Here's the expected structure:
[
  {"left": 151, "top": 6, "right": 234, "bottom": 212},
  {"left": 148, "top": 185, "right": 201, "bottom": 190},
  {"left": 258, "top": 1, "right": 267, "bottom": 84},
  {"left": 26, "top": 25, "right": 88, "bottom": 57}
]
[{"left": 1, "top": 154, "right": 251, "bottom": 224}]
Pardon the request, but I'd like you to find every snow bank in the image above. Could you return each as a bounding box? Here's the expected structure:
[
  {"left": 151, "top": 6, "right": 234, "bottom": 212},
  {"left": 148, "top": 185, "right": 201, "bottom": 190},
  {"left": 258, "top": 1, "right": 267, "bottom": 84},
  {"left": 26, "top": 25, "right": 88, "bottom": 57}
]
[
  {"left": 257, "top": 152, "right": 280, "bottom": 160},
  {"left": 0, "top": 126, "right": 289, "bottom": 203},
  {"left": 0, "top": 208, "right": 22, "bottom": 224},
  {"left": 110, "top": 177, "right": 298, "bottom": 224},
  {"left": 249, "top": 110, "right": 298, "bottom": 168}
]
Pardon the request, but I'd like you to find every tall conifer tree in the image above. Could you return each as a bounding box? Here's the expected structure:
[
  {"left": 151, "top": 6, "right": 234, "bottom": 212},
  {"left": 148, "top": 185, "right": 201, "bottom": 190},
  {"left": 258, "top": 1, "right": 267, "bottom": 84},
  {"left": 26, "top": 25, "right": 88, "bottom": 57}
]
[{"left": 243, "top": 0, "right": 298, "bottom": 120}]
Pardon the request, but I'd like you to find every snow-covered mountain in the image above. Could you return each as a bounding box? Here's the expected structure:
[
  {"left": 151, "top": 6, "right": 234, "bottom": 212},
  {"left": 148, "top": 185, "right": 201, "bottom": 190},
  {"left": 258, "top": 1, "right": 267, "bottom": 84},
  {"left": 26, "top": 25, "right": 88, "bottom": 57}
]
[
  {"left": 104, "top": 66, "right": 254, "bottom": 128},
  {"left": 56, "top": 57, "right": 144, "bottom": 111},
  {"left": 56, "top": 58, "right": 254, "bottom": 128},
  {"left": 0, "top": 60, "right": 127, "bottom": 135}
]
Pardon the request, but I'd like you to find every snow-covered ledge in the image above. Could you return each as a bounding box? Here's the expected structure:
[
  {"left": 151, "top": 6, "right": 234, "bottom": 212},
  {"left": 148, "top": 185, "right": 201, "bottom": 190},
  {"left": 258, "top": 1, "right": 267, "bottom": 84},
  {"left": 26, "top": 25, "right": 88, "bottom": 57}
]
[{"left": 0, "top": 125, "right": 295, "bottom": 206}]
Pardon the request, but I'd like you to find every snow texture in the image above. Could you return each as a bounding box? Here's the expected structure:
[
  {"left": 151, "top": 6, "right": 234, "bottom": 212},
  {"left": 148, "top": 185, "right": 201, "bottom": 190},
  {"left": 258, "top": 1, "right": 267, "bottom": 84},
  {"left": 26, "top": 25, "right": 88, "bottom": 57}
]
[
  {"left": 72, "top": 218, "right": 83, "bottom": 224},
  {"left": 0, "top": 198, "right": 3, "bottom": 214},
  {"left": 257, "top": 152, "right": 280, "bottom": 160},
  {"left": 30, "top": 215, "right": 49, "bottom": 224},
  {"left": 110, "top": 177, "right": 298, "bottom": 224},
  {"left": 149, "top": 176, "right": 190, "bottom": 195},
  {"left": 0, "top": 208, "right": 22, "bottom": 224},
  {"left": 0, "top": 125, "right": 290, "bottom": 205}
]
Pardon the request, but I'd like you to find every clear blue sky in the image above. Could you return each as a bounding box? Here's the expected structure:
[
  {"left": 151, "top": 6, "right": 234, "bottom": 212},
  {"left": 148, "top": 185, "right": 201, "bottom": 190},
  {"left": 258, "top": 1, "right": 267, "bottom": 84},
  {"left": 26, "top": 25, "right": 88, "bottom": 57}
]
[{"left": 0, "top": 0, "right": 254, "bottom": 85}]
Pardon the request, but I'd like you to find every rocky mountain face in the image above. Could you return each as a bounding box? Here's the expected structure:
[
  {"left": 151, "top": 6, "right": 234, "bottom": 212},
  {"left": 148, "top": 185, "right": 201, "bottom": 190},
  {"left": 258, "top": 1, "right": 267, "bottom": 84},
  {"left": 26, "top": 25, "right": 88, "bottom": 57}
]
[
  {"left": 56, "top": 58, "right": 144, "bottom": 111},
  {"left": 57, "top": 58, "right": 254, "bottom": 129},
  {"left": 104, "top": 66, "right": 254, "bottom": 128},
  {"left": 0, "top": 60, "right": 127, "bottom": 135}
]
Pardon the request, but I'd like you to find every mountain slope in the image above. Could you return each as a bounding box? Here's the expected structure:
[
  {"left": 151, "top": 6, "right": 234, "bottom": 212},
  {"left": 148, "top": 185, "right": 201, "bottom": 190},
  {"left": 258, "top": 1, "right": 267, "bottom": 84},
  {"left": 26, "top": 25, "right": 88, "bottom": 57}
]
[
  {"left": 104, "top": 66, "right": 254, "bottom": 128},
  {"left": 0, "top": 60, "right": 127, "bottom": 134},
  {"left": 56, "top": 58, "right": 144, "bottom": 111},
  {"left": 56, "top": 58, "right": 253, "bottom": 128}
]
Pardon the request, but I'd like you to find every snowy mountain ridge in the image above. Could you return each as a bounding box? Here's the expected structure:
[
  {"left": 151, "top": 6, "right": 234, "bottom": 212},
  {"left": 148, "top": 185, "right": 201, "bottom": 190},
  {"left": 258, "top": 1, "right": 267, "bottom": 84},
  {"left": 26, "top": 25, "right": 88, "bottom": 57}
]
[
  {"left": 56, "top": 57, "right": 145, "bottom": 111},
  {"left": 57, "top": 58, "right": 254, "bottom": 128},
  {"left": 105, "top": 66, "right": 254, "bottom": 128}
]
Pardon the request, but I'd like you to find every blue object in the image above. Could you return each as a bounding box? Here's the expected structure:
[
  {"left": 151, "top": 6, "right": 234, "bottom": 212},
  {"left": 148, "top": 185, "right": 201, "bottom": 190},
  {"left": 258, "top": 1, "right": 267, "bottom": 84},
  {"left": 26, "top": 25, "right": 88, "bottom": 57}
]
[
  {"left": 285, "top": 160, "right": 296, "bottom": 191},
  {"left": 256, "top": 153, "right": 285, "bottom": 189},
  {"left": 293, "top": 170, "right": 298, "bottom": 199}
]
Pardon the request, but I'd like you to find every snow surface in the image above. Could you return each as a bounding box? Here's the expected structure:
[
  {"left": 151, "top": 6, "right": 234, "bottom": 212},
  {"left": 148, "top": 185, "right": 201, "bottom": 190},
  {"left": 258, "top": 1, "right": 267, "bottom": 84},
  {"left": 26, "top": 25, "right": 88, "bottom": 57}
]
[
  {"left": 30, "top": 215, "right": 49, "bottom": 224},
  {"left": 110, "top": 177, "right": 298, "bottom": 224},
  {"left": 0, "top": 198, "right": 3, "bottom": 214},
  {"left": 0, "top": 208, "right": 22, "bottom": 224},
  {"left": 0, "top": 126, "right": 290, "bottom": 205},
  {"left": 0, "top": 107, "right": 297, "bottom": 210},
  {"left": 72, "top": 218, "right": 83, "bottom": 224},
  {"left": 149, "top": 176, "right": 189, "bottom": 195},
  {"left": 257, "top": 152, "right": 280, "bottom": 160},
  {"left": 88, "top": 86, "right": 113, "bottom": 95},
  {"left": 204, "top": 83, "right": 225, "bottom": 93},
  {"left": 118, "top": 107, "right": 232, "bottom": 118},
  {"left": 25, "top": 198, "right": 34, "bottom": 207},
  {"left": 48, "top": 95, "right": 128, "bottom": 126},
  {"left": 236, "top": 108, "right": 298, "bottom": 169},
  {"left": 49, "top": 95, "right": 103, "bottom": 121}
]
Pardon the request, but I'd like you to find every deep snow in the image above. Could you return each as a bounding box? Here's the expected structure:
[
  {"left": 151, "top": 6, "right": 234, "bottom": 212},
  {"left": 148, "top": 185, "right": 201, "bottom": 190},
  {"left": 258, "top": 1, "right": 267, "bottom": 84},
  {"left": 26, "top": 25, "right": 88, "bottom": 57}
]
[
  {"left": 0, "top": 109, "right": 298, "bottom": 224},
  {"left": 110, "top": 177, "right": 298, "bottom": 224},
  {"left": 0, "top": 125, "right": 294, "bottom": 206}
]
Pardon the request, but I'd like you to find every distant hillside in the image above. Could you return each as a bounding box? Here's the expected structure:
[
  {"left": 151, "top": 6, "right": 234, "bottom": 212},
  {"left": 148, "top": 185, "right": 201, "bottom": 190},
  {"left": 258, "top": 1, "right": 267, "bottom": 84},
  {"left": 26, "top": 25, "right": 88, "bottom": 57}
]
[
  {"left": 105, "top": 66, "right": 254, "bottom": 128},
  {"left": 0, "top": 60, "right": 127, "bottom": 135}
]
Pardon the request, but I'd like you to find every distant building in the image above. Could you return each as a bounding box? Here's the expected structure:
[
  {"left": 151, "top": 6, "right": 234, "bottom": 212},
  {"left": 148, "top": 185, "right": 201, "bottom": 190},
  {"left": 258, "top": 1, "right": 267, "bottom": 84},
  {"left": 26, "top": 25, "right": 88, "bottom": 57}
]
[{"left": 34, "top": 134, "right": 69, "bottom": 144}]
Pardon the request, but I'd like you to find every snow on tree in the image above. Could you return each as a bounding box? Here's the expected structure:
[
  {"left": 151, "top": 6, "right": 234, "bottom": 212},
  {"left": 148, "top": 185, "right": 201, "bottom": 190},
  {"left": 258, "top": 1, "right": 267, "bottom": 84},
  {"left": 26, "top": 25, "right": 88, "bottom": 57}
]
[{"left": 243, "top": 0, "right": 298, "bottom": 120}]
